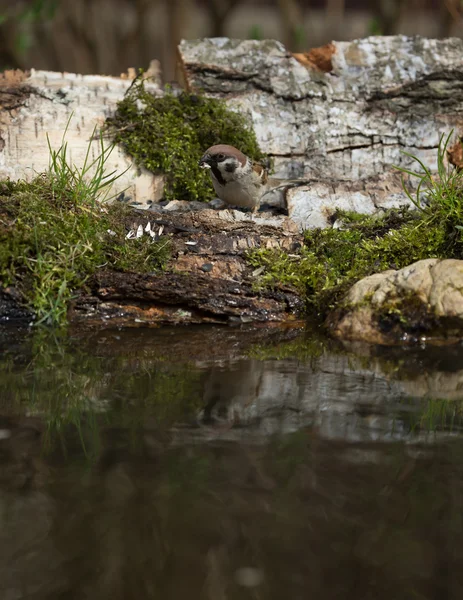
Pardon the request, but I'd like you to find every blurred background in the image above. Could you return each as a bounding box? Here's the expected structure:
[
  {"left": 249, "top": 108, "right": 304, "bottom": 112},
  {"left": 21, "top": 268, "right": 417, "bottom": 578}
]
[{"left": 0, "top": 0, "right": 462, "bottom": 82}]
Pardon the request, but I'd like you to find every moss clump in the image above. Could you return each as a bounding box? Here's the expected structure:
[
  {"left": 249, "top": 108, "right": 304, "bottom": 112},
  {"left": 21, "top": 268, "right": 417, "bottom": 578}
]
[
  {"left": 0, "top": 176, "right": 170, "bottom": 326},
  {"left": 106, "top": 79, "right": 263, "bottom": 202},
  {"left": 248, "top": 207, "right": 453, "bottom": 317}
]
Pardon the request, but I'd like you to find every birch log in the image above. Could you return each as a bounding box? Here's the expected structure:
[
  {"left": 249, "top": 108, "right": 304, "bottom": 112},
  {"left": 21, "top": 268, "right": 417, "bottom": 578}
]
[
  {"left": 2, "top": 36, "right": 463, "bottom": 228},
  {"left": 0, "top": 68, "right": 165, "bottom": 204},
  {"left": 178, "top": 36, "right": 463, "bottom": 228}
]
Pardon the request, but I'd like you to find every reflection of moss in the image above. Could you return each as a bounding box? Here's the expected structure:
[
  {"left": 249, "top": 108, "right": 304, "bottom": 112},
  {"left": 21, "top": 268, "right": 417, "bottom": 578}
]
[
  {"left": 107, "top": 80, "right": 263, "bottom": 202},
  {"left": 248, "top": 207, "right": 448, "bottom": 317},
  {"left": 0, "top": 329, "right": 203, "bottom": 456},
  {"left": 248, "top": 331, "right": 333, "bottom": 361},
  {"left": 0, "top": 177, "right": 170, "bottom": 325},
  {"left": 411, "top": 398, "right": 463, "bottom": 434}
]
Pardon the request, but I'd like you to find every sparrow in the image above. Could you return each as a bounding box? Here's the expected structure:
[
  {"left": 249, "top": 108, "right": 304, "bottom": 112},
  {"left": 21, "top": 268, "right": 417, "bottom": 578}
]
[{"left": 198, "top": 144, "right": 306, "bottom": 213}]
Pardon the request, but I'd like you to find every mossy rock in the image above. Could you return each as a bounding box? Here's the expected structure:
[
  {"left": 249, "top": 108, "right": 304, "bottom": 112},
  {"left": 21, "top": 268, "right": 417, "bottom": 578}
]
[{"left": 328, "top": 258, "right": 463, "bottom": 344}]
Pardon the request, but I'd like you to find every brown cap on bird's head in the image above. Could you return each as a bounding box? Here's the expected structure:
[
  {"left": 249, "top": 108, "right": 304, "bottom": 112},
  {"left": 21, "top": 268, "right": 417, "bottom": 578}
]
[{"left": 199, "top": 144, "right": 247, "bottom": 168}]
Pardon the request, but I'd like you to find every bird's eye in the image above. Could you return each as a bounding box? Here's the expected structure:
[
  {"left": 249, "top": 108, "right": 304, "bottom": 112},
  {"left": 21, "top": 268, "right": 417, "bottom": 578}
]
[{"left": 216, "top": 153, "right": 226, "bottom": 161}]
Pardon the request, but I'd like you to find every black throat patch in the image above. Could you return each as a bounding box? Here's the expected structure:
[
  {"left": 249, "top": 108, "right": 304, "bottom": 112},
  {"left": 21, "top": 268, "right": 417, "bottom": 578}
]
[{"left": 211, "top": 165, "right": 226, "bottom": 186}]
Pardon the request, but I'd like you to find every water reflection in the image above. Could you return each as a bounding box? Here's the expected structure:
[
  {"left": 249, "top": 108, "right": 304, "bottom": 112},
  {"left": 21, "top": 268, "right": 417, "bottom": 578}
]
[{"left": 1, "top": 325, "right": 463, "bottom": 599}]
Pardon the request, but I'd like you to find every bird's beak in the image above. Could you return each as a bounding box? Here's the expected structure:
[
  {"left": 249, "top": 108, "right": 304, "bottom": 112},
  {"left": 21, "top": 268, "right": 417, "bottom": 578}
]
[{"left": 198, "top": 153, "right": 212, "bottom": 169}]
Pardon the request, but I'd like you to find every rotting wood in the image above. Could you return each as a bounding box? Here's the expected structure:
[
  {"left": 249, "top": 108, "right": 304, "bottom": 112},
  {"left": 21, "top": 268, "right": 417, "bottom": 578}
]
[
  {"left": 74, "top": 270, "right": 302, "bottom": 326},
  {"left": 71, "top": 205, "right": 304, "bottom": 326}
]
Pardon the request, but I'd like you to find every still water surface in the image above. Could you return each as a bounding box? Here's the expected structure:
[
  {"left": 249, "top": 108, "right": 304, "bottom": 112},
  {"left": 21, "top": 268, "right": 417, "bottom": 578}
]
[{"left": 1, "top": 324, "right": 463, "bottom": 599}]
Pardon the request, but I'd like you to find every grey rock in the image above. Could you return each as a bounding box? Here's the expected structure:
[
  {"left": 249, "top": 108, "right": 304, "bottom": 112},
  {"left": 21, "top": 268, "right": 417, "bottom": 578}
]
[{"left": 199, "top": 263, "right": 214, "bottom": 273}]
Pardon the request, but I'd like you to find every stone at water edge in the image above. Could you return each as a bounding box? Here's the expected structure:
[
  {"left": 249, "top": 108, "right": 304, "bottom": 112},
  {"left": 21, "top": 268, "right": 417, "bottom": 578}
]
[{"left": 329, "top": 259, "right": 463, "bottom": 344}]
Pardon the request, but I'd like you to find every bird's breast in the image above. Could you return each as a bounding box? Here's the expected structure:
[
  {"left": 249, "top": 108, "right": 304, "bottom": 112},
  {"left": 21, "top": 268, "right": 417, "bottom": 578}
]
[{"left": 211, "top": 178, "right": 261, "bottom": 209}]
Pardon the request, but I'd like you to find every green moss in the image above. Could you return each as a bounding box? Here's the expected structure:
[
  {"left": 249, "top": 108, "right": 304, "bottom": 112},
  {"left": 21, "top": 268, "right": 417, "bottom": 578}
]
[
  {"left": 0, "top": 176, "right": 170, "bottom": 326},
  {"left": 371, "top": 292, "right": 438, "bottom": 337},
  {"left": 248, "top": 207, "right": 451, "bottom": 317},
  {"left": 106, "top": 79, "right": 263, "bottom": 202}
]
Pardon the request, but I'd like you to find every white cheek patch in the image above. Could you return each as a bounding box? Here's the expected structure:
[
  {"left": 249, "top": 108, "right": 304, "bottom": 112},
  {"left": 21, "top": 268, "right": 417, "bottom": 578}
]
[{"left": 221, "top": 158, "right": 238, "bottom": 174}]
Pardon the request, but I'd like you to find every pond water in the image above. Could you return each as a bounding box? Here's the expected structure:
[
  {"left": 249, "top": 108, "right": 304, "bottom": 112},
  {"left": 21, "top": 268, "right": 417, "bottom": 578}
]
[{"left": 1, "top": 324, "right": 463, "bottom": 599}]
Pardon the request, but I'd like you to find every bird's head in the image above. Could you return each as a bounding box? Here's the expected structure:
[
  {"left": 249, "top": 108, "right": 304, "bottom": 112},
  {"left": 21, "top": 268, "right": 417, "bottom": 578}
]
[{"left": 199, "top": 144, "right": 249, "bottom": 182}]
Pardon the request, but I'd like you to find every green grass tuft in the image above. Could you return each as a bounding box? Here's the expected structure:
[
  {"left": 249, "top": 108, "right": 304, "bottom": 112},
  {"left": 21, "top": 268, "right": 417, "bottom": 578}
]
[
  {"left": 394, "top": 130, "right": 463, "bottom": 237},
  {"left": 0, "top": 130, "right": 170, "bottom": 326},
  {"left": 106, "top": 79, "right": 264, "bottom": 202}
]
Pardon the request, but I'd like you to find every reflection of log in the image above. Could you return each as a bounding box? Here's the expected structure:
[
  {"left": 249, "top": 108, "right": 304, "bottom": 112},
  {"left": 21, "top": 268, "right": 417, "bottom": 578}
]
[{"left": 3, "top": 329, "right": 463, "bottom": 449}]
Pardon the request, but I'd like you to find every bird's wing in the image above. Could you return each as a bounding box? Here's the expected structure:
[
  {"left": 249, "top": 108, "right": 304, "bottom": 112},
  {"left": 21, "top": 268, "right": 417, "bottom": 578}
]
[
  {"left": 266, "top": 176, "right": 311, "bottom": 190},
  {"left": 251, "top": 162, "right": 268, "bottom": 185}
]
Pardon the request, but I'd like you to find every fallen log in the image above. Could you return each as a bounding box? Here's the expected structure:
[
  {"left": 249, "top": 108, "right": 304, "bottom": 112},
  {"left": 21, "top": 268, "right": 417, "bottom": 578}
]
[{"left": 72, "top": 205, "right": 304, "bottom": 326}]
